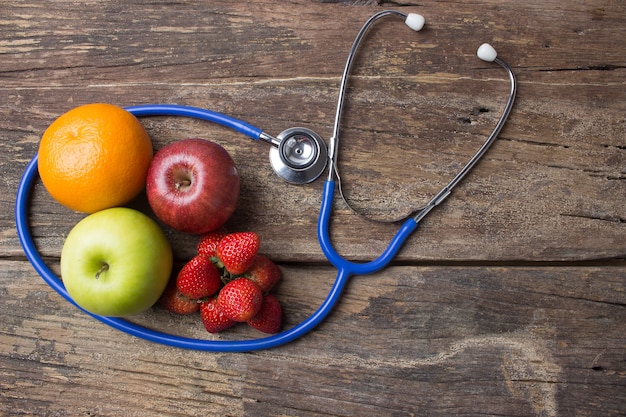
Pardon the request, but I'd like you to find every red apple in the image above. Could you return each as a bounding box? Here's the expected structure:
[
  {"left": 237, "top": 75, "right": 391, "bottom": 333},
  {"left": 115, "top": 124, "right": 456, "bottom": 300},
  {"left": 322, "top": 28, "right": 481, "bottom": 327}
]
[{"left": 146, "top": 138, "right": 240, "bottom": 234}]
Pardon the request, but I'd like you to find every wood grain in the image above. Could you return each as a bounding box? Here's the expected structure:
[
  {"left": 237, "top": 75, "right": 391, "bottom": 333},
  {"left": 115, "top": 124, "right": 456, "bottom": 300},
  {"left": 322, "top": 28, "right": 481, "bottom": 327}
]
[{"left": 1, "top": 1, "right": 624, "bottom": 416}]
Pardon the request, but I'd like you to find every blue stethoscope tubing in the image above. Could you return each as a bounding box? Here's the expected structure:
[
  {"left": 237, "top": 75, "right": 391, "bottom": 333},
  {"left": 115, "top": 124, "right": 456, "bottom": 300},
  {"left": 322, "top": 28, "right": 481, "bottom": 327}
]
[
  {"left": 15, "top": 103, "right": 417, "bottom": 352},
  {"left": 125, "top": 104, "right": 264, "bottom": 140}
]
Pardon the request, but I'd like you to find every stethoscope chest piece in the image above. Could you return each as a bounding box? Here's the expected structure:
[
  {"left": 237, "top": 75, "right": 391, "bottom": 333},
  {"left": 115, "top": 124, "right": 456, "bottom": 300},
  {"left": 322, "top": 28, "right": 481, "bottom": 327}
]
[{"left": 270, "top": 127, "right": 328, "bottom": 184}]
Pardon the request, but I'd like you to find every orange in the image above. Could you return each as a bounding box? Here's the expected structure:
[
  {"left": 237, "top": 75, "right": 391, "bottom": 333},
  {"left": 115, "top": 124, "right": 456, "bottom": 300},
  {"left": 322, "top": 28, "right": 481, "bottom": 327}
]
[{"left": 38, "top": 103, "right": 153, "bottom": 213}]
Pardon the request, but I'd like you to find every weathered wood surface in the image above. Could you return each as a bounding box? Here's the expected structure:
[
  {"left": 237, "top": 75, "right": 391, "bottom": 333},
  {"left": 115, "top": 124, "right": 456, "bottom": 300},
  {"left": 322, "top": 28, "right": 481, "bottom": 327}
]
[{"left": 1, "top": 1, "right": 624, "bottom": 416}]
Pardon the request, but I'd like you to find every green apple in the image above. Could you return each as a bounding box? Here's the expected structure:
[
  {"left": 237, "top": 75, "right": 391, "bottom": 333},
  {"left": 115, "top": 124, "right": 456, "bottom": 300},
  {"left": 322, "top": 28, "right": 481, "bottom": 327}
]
[{"left": 60, "top": 207, "right": 173, "bottom": 317}]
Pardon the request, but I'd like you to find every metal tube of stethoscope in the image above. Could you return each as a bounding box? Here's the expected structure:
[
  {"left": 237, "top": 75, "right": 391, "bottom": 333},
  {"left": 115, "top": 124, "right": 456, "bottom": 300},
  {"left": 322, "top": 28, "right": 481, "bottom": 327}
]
[
  {"left": 412, "top": 54, "right": 517, "bottom": 223},
  {"left": 327, "top": 10, "right": 412, "bottom": 182}
]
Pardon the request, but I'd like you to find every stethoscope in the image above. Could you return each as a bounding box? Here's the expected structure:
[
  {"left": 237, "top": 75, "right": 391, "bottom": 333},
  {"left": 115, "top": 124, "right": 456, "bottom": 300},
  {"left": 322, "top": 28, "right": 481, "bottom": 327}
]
[{"left": 15, "top": 10, "right": 517, "bottom": 352}]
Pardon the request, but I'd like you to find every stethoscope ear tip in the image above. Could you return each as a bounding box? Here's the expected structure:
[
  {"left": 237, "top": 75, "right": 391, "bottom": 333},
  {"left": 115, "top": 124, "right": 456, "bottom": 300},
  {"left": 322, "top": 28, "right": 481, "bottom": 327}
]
[
  {"left": 405, "top": 13, "right": 425, "bottom": 32},
  {"left": 477, "top": 43, "right": 498, "bottom": 62}
]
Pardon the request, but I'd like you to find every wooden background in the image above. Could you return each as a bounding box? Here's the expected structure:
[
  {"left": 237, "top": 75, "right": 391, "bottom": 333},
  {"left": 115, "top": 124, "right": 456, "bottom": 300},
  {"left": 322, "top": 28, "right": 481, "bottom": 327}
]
[{"left": 1, "top": 1, "right": 624, "bottom": 416}]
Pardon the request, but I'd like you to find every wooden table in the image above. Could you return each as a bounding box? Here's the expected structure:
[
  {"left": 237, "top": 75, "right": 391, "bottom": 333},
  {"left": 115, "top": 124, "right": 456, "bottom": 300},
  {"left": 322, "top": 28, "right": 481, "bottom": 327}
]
[{"left": 1, "top": 1, "right": 624, "bottom": 415}]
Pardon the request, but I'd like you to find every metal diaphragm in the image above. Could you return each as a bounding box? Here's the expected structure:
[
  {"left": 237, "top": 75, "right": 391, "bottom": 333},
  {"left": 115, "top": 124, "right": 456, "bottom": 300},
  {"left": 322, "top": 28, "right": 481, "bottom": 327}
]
[{"left": 269, "top": 127, "right": 328, "bottom": 184}]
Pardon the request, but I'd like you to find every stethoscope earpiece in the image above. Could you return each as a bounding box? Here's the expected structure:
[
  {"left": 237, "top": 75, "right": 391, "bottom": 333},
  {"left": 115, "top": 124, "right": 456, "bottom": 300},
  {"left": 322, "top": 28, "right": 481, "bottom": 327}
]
[
  {"left": 404, "top": 13, "right": 425, "bottom": 31},
  {"left": 477, "top": 43, "right": 498, "bottom": 62}
]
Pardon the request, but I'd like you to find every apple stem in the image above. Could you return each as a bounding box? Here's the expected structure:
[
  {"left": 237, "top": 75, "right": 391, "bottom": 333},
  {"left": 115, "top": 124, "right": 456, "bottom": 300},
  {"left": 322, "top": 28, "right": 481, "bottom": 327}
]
[
  {"left": 175, "top": 180, "right": 191, "bottom": 190},
  {"left": 95, "top": 263, "right": 109, "bottom": 279}
]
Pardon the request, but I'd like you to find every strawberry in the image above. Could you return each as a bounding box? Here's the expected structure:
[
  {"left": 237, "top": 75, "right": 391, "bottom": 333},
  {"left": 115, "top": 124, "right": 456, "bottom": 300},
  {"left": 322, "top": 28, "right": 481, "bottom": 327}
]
[
  {"left": 217, "top": 278, "right": 263, "bottom": 322},
  {"left": 197, "top": 229, "right": 227, "bottom": 257},
  {"left": 247, "top": 294, "right": 282, "bottom": 334},
  {"left": 176, "top": 255, "right": 222, "bottom": 299},
  {"left": 200, "top": 298, "right": 236, "bottom": 333},
  {"left": 158, "top": 281, "right": 200, "bottom": 315},
  {"left": 216, "top": 232, "right": 260, "bottom": 275},
  {"left": 245, "top": 255, "right": 281, "bottom": 293}
]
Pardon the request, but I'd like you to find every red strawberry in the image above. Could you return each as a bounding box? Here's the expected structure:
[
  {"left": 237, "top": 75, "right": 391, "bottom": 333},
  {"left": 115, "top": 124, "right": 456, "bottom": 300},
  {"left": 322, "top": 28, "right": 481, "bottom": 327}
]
[
  {"left": 200, "top": 298, "right": 236, "bottom": 333},
  {"left": 158, "top": 281, "right": 200, "bottom": 315},
  {"left": 217, "top": 278, "right": 263, "bottom": 322},
  {"left": 247, "top": 294, "right": 282, "bottom": 334},
  {"left": 245, "top": 255, "right": 281, "bottom": 293},
  {"left": 176, "top": 255, "right": 222, "bottom": 299},
  {"left": 216, "top": 232, "right": 260, "bottom": 275},
  {"left": 197, "top": 229, "right": 227, "bottom": 257}
]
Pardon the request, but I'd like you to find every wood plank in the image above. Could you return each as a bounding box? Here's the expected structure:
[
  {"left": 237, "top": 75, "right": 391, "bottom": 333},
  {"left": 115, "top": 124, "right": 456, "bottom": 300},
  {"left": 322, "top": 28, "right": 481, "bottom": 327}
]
[
  {"left": 0, "top": 1, "right": 625, "bottom": 416},
  {"left": 1, "top": 260, "right": 624, "bottom": 416}
]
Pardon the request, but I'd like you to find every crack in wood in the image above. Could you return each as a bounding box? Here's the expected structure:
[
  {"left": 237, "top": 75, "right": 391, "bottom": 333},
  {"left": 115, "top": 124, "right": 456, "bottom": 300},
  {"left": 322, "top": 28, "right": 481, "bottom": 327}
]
[
  {"left": 539, "top": 64, "right": 626, "bottom": 72},
  {"left": 560, "top": 213, "right": 626, "bottom": 224}
]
